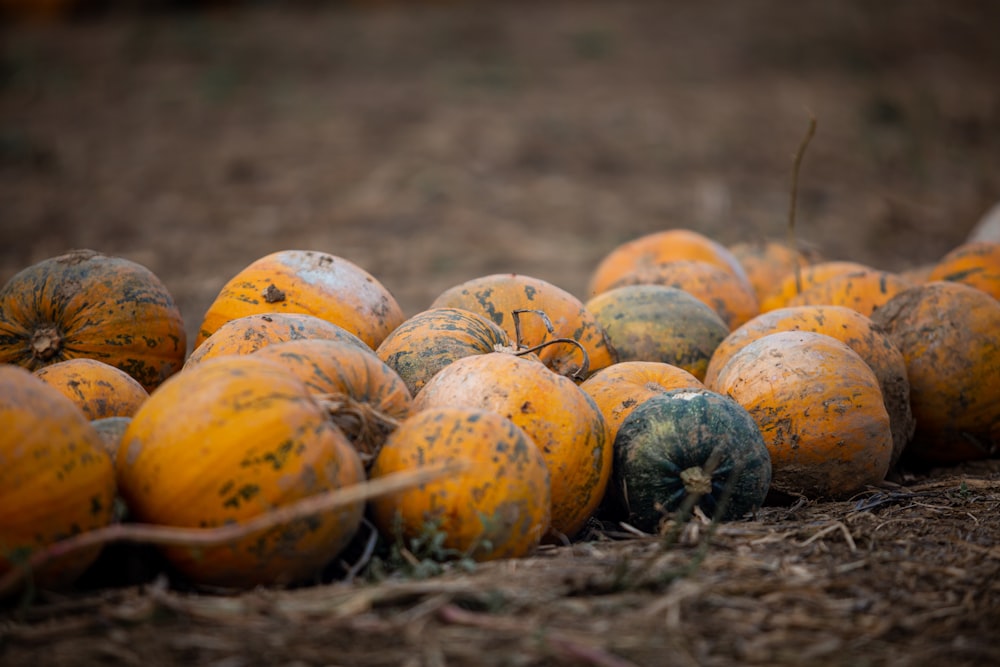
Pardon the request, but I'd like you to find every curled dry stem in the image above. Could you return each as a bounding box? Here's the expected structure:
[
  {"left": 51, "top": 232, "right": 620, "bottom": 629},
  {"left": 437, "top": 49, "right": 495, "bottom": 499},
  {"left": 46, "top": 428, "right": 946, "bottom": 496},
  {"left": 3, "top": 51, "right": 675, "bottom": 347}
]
[{"left": 315, "top": 392, "right": 401, "bottom": 464}]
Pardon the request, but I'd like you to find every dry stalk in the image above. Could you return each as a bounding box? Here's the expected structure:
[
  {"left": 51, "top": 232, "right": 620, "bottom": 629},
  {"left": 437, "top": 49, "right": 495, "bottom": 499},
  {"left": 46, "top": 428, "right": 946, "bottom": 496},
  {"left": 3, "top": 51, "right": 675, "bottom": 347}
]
[{"left": 788, "top": 112, "right": 817, "bottom": 295}]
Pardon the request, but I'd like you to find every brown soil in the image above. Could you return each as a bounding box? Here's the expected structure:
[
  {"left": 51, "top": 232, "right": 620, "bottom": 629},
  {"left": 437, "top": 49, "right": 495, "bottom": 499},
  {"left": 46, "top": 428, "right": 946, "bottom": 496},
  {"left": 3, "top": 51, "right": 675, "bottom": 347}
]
[{"left": 2, "top": 2, "right": 1000, "bottom": 666}]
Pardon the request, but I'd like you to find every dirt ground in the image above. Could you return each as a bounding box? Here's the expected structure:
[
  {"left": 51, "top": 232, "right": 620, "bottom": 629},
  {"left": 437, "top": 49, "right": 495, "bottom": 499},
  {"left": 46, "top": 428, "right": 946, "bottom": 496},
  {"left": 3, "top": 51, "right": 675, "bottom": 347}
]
[{"left": 2, "top": 1, "right": 1000, "bottom": 666}]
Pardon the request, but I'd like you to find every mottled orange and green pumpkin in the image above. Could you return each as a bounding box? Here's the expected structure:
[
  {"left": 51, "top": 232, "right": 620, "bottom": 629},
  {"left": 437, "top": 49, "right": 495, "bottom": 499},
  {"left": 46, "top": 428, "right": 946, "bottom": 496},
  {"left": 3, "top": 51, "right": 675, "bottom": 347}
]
[
  {"left": 759, "top": 260, "right": 872, "bottom": 313},
  {"left": 0, "top": 249, "right": 186, "bottom": 392},
  {"left": 196, "top": 249, "right": 404, "bottom": 350},
  {"left": 375, "top": 307, "right": 512, "bottom": 396},
  {"left": 927, "top": 241, "right": 1000, "bottom": 301},
  {"left": 784, "top": 269, "right": 914, "bottom": 316},
  {"left": 0, "top": 365, "right": 117, "bottom": 591},
  {"left": 712, "top": 331, "right": 893, "bottom": 499},
  {"left": 429, "top": 273, "right": 616, "bottom": 380},
  {"left": 369, "top": 407, "right": 551, "bottom": 561},
  {"left": 871, "top": 281, "right": 1000, "bottom": 465},
  {"left": 117, "top": 355, "right": 366, "bottom": 588},
  {"left": 413, "top": 351, "right": 610, "bottom": 540},
  {"left": 34, "top": 357, "right": 149, "bottom": 420}
]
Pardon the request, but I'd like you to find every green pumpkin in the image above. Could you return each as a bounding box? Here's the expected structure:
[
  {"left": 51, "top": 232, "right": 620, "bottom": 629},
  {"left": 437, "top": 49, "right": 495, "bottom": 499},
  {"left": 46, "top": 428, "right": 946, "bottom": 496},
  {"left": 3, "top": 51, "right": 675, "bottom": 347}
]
[{"left": 614, "top": 388, "right": 771, "bottom": 531}]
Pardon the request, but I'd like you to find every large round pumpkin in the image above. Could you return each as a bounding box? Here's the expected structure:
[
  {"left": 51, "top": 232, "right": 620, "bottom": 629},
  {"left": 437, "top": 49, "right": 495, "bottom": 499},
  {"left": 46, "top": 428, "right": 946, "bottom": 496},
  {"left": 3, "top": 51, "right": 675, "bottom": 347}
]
[
  {"left": 34, "top": 357, "right": 149, "bottom": 420},
  {"left": 117, "top": 356, "right": 366, "bottom": 588},
  {"left": 369, "top": 407, "right": 551, "bottom": 562},
  {"left": 0, "top": 249, "right": 187, "bottom": 392},
  {"left": 196, "top": 250, "right": 405, "bottom": 350},
  {"left": 0, "top": 365, "right": 117, "bottom": 591},
  {"left": 728, "top": 239, "right": 819, "bottom": 305}
]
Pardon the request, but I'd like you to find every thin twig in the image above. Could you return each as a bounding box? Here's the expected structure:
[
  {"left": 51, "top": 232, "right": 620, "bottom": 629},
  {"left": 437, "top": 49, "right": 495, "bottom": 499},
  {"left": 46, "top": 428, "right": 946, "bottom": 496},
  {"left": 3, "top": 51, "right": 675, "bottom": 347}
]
[{"left": 789, "top": 112, "right": 817, "bottom": 295}]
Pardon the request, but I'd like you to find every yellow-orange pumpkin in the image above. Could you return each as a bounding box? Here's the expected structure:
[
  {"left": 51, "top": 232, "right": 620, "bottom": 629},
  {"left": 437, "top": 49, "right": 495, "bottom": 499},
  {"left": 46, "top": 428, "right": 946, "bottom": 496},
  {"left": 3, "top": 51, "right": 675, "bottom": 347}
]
[
  {"left": 117, "top": 356, "right": 366, "bottom": 588},
  {"left": 0, "top": 249, "right": 186, "bottom": 392},
  {"left": 784, "top": 269, "right": 914, "bottom": 316},
  {"left": 0, "top": 365, "right": 117, "bottom": 590},
  {"left": 369, "top": 407, "right": 550, "bottom": 561},
  {"left": 759, "top": 260, "right": 872, "bottom": 313},
  {"left": 196, "top": 250, "right": 405, "bottom": 350},
  {"left": 34, "top": 357, "right": 149, "bottom": 420},
  {"left": 728, "top": 239, "right": 820, "bottom": 305},
  {"left": 927, "top": 241, "right": 1000, "bottom": 301}
]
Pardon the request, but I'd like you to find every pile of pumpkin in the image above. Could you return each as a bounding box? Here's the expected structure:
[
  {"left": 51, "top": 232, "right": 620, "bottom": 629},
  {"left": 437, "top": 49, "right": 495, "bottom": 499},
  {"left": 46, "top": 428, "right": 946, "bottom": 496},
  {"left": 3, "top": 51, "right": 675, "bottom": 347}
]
[{"left": 1, "top": 233, "right": 998, "bottom": 594}]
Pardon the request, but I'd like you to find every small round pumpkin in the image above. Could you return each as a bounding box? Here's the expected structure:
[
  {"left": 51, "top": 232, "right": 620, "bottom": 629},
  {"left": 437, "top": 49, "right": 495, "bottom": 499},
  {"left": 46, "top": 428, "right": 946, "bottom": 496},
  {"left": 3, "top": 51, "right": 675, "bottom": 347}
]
[
  {"left": 34, "top": 357, "right": 149, "bottom": 420},
  {"left": 0, "top": 249, "right": 186, "bottom": 392},
  {"left": 429, "top": 273, "right": 616, "bottom": 380},
  {"left": 196, "top": 249, "right": 405, "bottom": 350},
  {"left": 613, "top": 389, "right": 772, "bottom": 531},
  {"left": 117, "top": 356, "right": 366, "bottom": 588},
  {"left": 728, "top": 239, "right": 819, "bottom": 305},
  {"left": 369, "top": 407, "right": 551, "bottom": 561},
  {"left": 413, "top": 351, "right": 610, "bottom": 540},
  {"left": 759, "top": 260, "right": 872, "bottom": 313},
  {"left": 784, "top": 269, "right": 914, "bottom": 316},
  {"left": 927, "top": 241, "right": 1000, "bottom": 301},
  {"left": 870, "top": 281, "right": 1000, "bottom": 465},
  {"left": 0, "top": 365, "right": 117, "bottom": 591},
  {"left": 585, "top": 284, "right": 729, "bottom": 381},
  {"left": 375, "top": 307, "right": 512, "bottom": 396}
]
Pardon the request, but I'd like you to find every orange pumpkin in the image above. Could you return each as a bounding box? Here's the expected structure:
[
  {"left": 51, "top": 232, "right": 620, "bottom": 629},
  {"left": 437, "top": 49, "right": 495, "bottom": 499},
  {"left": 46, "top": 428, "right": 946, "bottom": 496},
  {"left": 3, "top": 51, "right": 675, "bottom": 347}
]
[
  {"left": 704, "top": 305, "right": 914, "bottom": 467},
  {"left": 713, "top": 331, "right": 893, "bottom": 499},
  {"left": 606, "top": 259, "right": 760, "bottom": 329},
  {"left": 413, "top": 351, "right": 610, "bottom": 540},
  {"left": 588, "top": 228, "right": 752, "bottom": 298},
  {"left": 728, "top": 239, "right": 819, "bottom": 305},
  {"left": 34, "top": 357, "right": 149, "bottom": 420},
  {"left": 579, "top": 361, "right": 705, "bottom": 446},
  {"left": 375, "top": 307, "right": 512, "bottom": 396},
  {"left": 759, "top": 260, "right": 872, "bottom": 313},
  {"left": 252, "top": 338, "right": 413, "bottom": 465},
  {"left": 0, "top": 249, "right": 187, "bottom": 392},
  {"left": 186, "top": 312, "right": 370, "bottom": 367},
  {"left": 784, "top": 269, "right": 914, "bottom": 316},
  {"left": 871, "top": 281, "right": 1000, "bottom": 465},
  {"left": 429, "top": 273, "right": 616, "bottom": 380},
  {"left": 585, "top": 284, "right": 729, "bottom": 381},
  {"left": 369, "top": 407, "right": 550, "bottom": 561},
  {"left": 927, "top": 241, "right": 1000, "bottom": 301},
  {"left": 0, "top": 365, "right": 117, "bottom": 590},
  {"left": 196, "top": 250, "right": 405, "bottom": 350},
  {"left": 117, "top": 356, "right": 366, "bottom": 588}
]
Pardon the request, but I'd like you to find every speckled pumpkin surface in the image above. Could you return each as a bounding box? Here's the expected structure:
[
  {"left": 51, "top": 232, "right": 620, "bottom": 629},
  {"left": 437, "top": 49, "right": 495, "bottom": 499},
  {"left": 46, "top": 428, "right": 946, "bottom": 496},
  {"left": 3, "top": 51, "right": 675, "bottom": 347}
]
[
  {"left": 34, "top": 357, "right": 149, "bottom": 420},
  {"left": 927, "top": 241, "right": 1000, "bottom": 301},
  {"left": 784, "top": 268, "right": 914, "bottom": 316}
]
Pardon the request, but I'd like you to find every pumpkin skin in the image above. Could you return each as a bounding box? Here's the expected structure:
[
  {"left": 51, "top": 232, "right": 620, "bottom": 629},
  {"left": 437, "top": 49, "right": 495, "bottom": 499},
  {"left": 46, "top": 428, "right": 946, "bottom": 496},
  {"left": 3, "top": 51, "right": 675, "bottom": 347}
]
[
  {"left": 369, "top": 407, "right": 551, "bottom": 561},
  {"left": 784, "top": 269, "right": 914, "bottom": 316},
  {"left": 713, "top": 331, "right": 893, "bottom": 499},
  {"left": 759, "top": 260, "right": 872, "bottom": 313},
  {"left": 728, "top": 239, "right": 819, "bottom": 305},
  {"left": 430, "top": 273, "right": 616, "bottom": 380},
  {"left": 613, "top": 389, "right": 772, "bottom": 531},
  {"left": 252, "top": 338, "right": 413, "bottom": 465},
  {"left": 117, "top": 356, "right": 366, "bottom": 588},
  {"left": 0, "top": 249, "right": 187, "bottom": 392},
  {"left": 703, "top": 305, "right": 914, "bottom": 468},
  {"left": 927, "top": 241, "right": 1000, "bottom": 301},
  {"left": 375, "top": 307, "right": 512, "bottom": 396},
  {"left": 870, "top": 281, "right": 1000, "bottom": 465},
  {"left": 0, "top": 365, "right": 117, "bottom": 590},
  {"left": 580, "top": 361, "right": 705, "bottom": 446},
  {"left": 585, "top": 284, "right": 729, "bottom": 381},
  {"left": 34, "top": 357, "right": 149, "bottom": 420},
  {"left": 413, "top": 351, "right": 610, "bottom": 540},
  {"left": 588, "top": 229, "right": 752, "bottom": 298},
  {"left": 606, "top": 259, "right": 760, "bottom": 330},
  {"left": 186, "top": 312, "right": 370, "bottom": 367},
  {"left": 196, "top": 249, "right": 405, "bottom": 350}
]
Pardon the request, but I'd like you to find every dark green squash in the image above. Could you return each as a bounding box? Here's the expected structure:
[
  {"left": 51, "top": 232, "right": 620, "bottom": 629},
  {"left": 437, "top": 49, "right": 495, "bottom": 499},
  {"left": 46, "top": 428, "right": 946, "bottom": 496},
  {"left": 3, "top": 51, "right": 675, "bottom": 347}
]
[{"left": 613, "top": 388, "right": 771, "bottom": 531}]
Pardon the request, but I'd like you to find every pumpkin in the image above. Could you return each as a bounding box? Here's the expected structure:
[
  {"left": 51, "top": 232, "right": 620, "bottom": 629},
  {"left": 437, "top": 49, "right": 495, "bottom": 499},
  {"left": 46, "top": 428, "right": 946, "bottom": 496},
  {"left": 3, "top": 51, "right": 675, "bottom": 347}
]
[
  {"left": 712, "top": 331, "right": 893, "bottom": 499},
  {"left": 870, "top": 281, "right": 1000, "bottom": 465},
  {"left": 185, "top": 312, "right": 370, "bottom": 367},
  {"left": 606, "top": 259, "right": 760, "bottom": 330},
  {"left": 252, "top": 338, "right": 413, "bottom": 465},
  {"left": 117, "top": 356, "right": 366, "bottom": 588},
  {"left": 927, "top": 241, "right": 1000, "bottom": 301},
  {"left": 0, "top": 365, "right": 117, "bottom": 590},
  {"left": 0, "top": 249, "right": 186, "bottom": 392},
  {"left": 613, "top": 389, "right": 772, "bottom": 531},
  {"left": 728, "top": 239, "right": 819, "bottom": 305},
  {"left": 196, "top": 249, "right": 405, "bottom": 350},
  {"left": 580, "top": 361, "right": 704, "bottom": 447},
  {"left": 759, "top": 260, "right": 872, "bottom": 313},
  {"left": 784, "top": 269, "right": 915, "bottom": 316},
  {"left": 429, "top": 273, "right": 616, "bottom": 380},
  {"left": 584, "top": 284, "right": 729, "bottom": 381},
  {"left": 369, "top": 407, "right": 551, "bottom": 561},
  {"left": 413, "top": 351, "right": 610, "bottom": 540},
  {"left": 704, "top": 305, "right": 914, "bottom": 467},
  {"left": 375, "top": 307, "right": 512, "bottom": 396},
  {"left": 588, "top": 228, "right": 752, "bottom": 298},
  {"left": 34, "top": 357, "right": 149, "bottom": 420}
]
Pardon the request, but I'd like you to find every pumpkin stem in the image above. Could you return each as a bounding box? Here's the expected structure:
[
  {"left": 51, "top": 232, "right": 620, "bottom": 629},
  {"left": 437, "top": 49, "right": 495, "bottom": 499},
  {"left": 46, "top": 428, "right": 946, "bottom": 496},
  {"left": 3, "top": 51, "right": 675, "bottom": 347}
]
[
  {"left": 316, "top": 392, "right": 401, "bottom": 465},
  {"left": 510, "top": 308, "right": 556, "bottom": 350},
  {"left": 788, "top": 112, "right": 817, "bottom": 296},
  {"left": 30, "top": 325, "right": 63, "bottom": 362},
  {"left": 679, "top": 466, "right": 713, "bottom": 496},
  {"left": 512, "top": 337, "right": 591, "bottom": 381}
]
